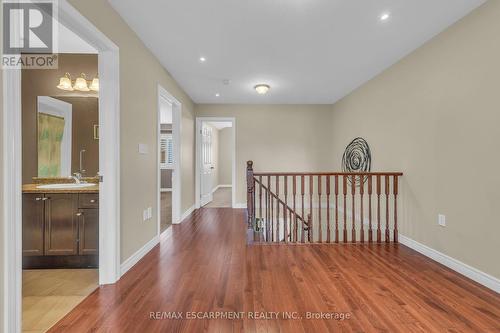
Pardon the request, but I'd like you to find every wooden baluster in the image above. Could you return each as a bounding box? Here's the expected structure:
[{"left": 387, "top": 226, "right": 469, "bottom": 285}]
[
  {"left": 301, "top": 175, "right": 305, "bottom": 243},
  {"left": 269, "top": 176, "right": 274, "bottom": 242},
  {"left": 385, "top": 175, "right": 390, "bottom": 243},
  {"left": 265, "top": 178, "right": 269, "bottom": 242},
  {"left": 351, "top": 175, "right": 356, "bottom": 243},
  {"left": 318, "top": 175, "right": 322, "bottom": 243},
  {"left": 246, "top": 161, "right": 254, "bottom": 227},
  {"left": 276, "top": 176, "right": 280, "bottom": 242},
  {"left": 309, "top": 175, "right": 314, "bottom": 242},
  {"left": 259, "top": 176, "right": 263, "bottom": 230},
  {"left": 335, "top": 175, "right": 339, "bottom": 243},
  {"left": 368, "top": 175, "right": 373, "bottom": 243},
  {"left": 284, "top": 176, "right": 288, "bottom": 243},
  {"left": 343, "top": 175, "right": 348, "bottom": 243},
  {"left": 326, "top": 176, "right": 331, "bottom": 243},
  {"left": 393, "top": 175, "right": 399, "bottom": 243},
  {"left": 293, "top": 176, "right": 297, "bottom": 242},
  {"left": 377, "top": 175, "right": 381, "bottom": 243},
  {"left": 360, "top": 175, "right": 364, "bottom": 243}
]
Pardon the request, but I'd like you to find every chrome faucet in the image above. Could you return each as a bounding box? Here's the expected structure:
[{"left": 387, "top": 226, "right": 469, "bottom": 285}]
[
  {"left": 72, "top": 172, "right": 84, "bottom": 184},
  {"left": 79, "top": 149, "right": 86, "bottom": 175}
]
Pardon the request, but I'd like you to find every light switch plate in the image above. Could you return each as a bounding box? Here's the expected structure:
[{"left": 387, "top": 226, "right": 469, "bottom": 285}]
[
  {"left": 438, "top": 214, "right": 446, "bottom": 227},
  {"left": 138, "top": 143, "right": 149, "bottom": 154}
]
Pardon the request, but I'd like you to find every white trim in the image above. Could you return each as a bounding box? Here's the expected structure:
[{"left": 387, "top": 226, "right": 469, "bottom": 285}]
[
  {"left": 3, "top": 1, "right": 121, "bottom": 332},
  {"left": 157, "top": 85, "right": 182, "bottom": 239},
  {"left": 234, "top": 203, "right": 247, "bottom": 209},
  {"left": 160, "top": 188, "right": 172, "bottom": 193},
  {"left": 37, "top": 96, "right": 73, "bottom": 177},
  {"left": 120, "top": 235, "right": 159, "bottom": 276},
  {"left": 195, "top": 117, "right": 236, "bottom": 209},
  {"left": 181, "top": 205, "right": 196, "bottom": 222},
  {"left": 399, "top": 234, "right": 500, "bottom": 293}
]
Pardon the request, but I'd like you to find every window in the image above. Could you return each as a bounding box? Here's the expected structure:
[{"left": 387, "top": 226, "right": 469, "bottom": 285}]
[
  {"left": 202, "top": 126, "right": 212, "bottom": 165},
  {"left": 160, "top": 133, "right": 173, "bottom": 169}
]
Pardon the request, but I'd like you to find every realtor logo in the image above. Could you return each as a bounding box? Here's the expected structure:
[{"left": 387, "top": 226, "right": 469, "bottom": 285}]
[
  {"left": 3, "top": 1, "right": 53, "bottom": 54},
  {"left": 2, "top": 1, "right": 58, "bottom": 69}
]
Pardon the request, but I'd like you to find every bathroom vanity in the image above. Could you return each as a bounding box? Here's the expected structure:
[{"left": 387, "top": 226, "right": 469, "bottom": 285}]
[{"left": 22, "top": 182, "right": 99, "bottom": 269}]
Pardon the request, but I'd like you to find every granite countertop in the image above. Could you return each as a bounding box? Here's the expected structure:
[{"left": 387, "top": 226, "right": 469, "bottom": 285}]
[{"left": 22, "top": 183, "right": 99, "bottom": 194}]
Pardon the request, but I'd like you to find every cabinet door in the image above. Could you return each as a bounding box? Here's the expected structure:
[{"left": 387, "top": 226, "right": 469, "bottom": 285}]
[
  {"left": 77, "top": 209, "right": 99, "bottom": 255},
  {"left": 44, "top": 194, "right": 78, "bottom": 256},
  {"left": 22, "top": 194, "right": 45, "bottom": 256}
]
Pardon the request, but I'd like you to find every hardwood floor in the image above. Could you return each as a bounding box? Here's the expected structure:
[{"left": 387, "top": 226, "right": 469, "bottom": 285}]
[
  {"left": 48, "top": 208, "right": 500, "bottom": 333},
  {"left": 23, "top": 269, "right": 98, "bottom": 333}
]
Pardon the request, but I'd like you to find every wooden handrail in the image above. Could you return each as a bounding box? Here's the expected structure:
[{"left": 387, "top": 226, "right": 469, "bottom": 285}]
[
  {"left": 254, "top": 172, "right": 403, "bottom": 176},
  {"left": 247, "top": 160, "right": 403, "bottom": 244}
]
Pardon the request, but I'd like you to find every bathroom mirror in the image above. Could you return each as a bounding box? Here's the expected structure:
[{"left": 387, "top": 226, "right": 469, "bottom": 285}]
[{"left": 37, "top": 96, "right": 99, "bottom": 178}]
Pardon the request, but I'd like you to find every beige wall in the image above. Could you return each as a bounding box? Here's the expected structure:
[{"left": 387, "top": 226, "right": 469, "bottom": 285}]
[
  {"left": 329, "top": 1, "right": 500, "bottom": 279},
  {"left": 217, "top": 127, "right": 232, "bottom": 186},
  {"left": 67, "top": 0, "right": 196, "bottom": 261},
  {"left": 195, "top": 105, "right": 334, "bottom": 204}
]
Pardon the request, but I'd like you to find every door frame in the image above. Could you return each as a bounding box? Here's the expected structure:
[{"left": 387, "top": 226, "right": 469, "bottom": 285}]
[
  {"left": 157, "top": 84, "right": 182, "bottom": 233},
  {"left": 2, "top": 1, "right": 121, "bottom": 332},
  {"left": 195, "top": 117, "right": 236, "bottom": 208}
]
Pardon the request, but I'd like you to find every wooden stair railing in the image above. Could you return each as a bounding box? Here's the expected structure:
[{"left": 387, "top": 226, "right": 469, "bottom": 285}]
[{"left": 246, "top": 161, "right": 403, "bottom": 244}]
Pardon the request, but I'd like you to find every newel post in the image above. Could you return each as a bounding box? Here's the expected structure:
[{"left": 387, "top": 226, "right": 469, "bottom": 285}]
[{"left": 246, "top": 161, "right": 255, "bottom": 227}]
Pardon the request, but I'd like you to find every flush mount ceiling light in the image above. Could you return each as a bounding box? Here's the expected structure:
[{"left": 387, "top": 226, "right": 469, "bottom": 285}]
[
  {"left": 380, "top": 12, "right": 390, "bottom": 21},
  {"left": 199, "top": 56, "right": 206, "bottom": 62},
  {"left": 254, "top": 84, "right": 270, "bottom": 95},
  {"left": 215, "top": 93, "right": 220, "bottom": 97},
  {"left": 56, "top": 73, "right": 74, "bottom": 91}
]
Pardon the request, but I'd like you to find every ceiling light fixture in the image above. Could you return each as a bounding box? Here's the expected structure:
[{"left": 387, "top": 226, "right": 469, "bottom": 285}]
[
  {"left": 254, "top": 84, "right": 270, "bottom": 95},
  {"left": 215, "top": 93, "right": 220, "bottom": 97},
  {"left": 380, "top": 12, "right": 390, "bottom": 21},
  {"left": 199, "top": 56, "right": 206, "bottom": 62}
]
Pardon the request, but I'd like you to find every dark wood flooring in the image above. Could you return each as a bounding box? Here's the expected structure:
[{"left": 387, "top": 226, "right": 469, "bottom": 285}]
[{"left": 48, "top": 208, "right": 500, "bottom": 332}]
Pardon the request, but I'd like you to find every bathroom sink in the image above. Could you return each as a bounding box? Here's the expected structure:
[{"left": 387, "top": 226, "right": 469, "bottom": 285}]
[{"left": 36, "top": 183, "right": 96, "bottom": 189}]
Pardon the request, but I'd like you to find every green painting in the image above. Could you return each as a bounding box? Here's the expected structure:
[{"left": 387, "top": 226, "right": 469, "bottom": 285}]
[{"left": 38, "top": 113, "right": 65, "bottom": 177}]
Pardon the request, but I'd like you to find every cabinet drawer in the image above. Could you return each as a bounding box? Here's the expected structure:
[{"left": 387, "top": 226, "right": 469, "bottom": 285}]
[{"left": 78, "top": 194, "right": 99, "bottom": 208}]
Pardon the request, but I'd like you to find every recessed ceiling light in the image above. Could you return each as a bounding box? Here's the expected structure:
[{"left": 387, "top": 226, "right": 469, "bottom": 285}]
[
  {"left": 215, "top": 93, "right": 220, "bottom": 97},
  {"left": 254, "top": 84, "right": 270, "bottom": 95},
  {"left": 380, "top": 12, "right": 390, "bottom": 21},
  {"left": 199, "top": 57, "right": 206, "bottom": 62}
]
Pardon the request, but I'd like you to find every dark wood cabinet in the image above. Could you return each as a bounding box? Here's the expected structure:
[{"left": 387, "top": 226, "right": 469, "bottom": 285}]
[
  {"left": 78, "top": 208, "right": 99, "bottom": 255},
  {"left": 22, "top": 192, "right": 99, "bottom": 268},
  {"left": 44, "top": 194, "right": 79, "bottom": 256},
  {"left": 22, "top": 194, "right": 45, "bottom": 256}
]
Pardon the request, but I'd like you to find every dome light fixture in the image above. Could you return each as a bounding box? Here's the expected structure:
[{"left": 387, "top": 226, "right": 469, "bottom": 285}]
[{"left": 254, "top": 84, "right": 270, "bottom": 95}]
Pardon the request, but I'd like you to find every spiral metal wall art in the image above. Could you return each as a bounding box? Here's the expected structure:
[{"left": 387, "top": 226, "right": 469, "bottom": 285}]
[{"left": 342, "top": 137, "right": 372, "bottom": 185}]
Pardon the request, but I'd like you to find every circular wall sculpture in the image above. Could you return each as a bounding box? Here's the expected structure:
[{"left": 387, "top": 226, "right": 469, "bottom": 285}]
[{"left": 342, "top": 137, "right": 372, "bottom": 185}]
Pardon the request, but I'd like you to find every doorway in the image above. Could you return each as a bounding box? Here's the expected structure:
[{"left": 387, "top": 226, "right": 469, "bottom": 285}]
[
  {"left": 157, "top": 85, "right": 182, "bottom": 237},
  {"left": 195, "top": 118, "right": 236, "bottom": 208},
  {"left": 2, "top": 1, "right": 120, "bottom": 332}
]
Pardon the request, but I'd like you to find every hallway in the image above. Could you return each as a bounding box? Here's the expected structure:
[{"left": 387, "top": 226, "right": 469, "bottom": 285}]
[{"left": 48, "top": 208, "right": 500, "bottom": 332}]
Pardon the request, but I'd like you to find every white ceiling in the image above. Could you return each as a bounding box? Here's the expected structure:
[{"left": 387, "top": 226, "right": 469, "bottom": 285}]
[
  {"left": 108, "top": 0, "right": 485, "bottom": 104},
  {"left": 57, "top": 22, "right": 97, "bottom": 54}
]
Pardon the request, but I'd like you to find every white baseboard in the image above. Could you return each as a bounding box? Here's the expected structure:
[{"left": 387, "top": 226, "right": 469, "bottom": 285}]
[
  {"left": 181, "top": 205, "right": 196, "bottom": 222},
  {"left": 399, "top": 234, "right": 500, "bottom": 293},
  {"left": 211, "top": 184, "right": 232, "bottom": 194},
  {"left": 160, "top": 188, "right": 172, "bottom": 192},
  {"left": 120, "top": 235, "right": 159, "bottom": 276},
  {"left": 234, "top": 203, "right": 247, "bottom": 209}
]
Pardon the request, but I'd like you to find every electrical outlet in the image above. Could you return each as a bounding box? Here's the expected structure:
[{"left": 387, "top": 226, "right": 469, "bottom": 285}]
[{"left": 438, "top": 214, "right": 446, "bottom": 227}]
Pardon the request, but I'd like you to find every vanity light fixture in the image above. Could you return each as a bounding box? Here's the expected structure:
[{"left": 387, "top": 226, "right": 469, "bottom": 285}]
[
  {"left": 74, "top": 73, "right": 90, "bottom": 91},
  {"left": 254, "top": 84, "right": 270, "bottom": 95},
  {"left": 89, "top": 77, "right": 99, "bottom": 91},
  {"left": 56, "top": 72, "right": 99, "bottom": 92},
  {"left": 56, "top": 73, "right": 74, "bottom": 91}
]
